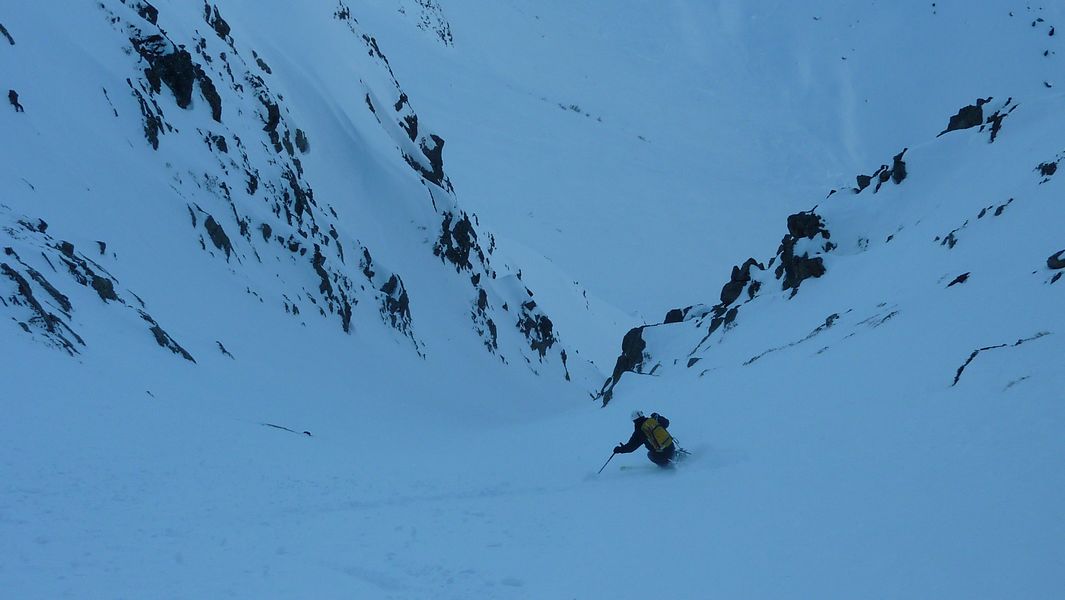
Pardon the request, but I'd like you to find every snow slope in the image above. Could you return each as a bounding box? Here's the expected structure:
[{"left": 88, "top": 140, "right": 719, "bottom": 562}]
[
  {"left": 356, "top": 0, "right": 1065, "bottom": 321},
  {"left": 2, "top": 1, "right": 1064, "bottom": 598}
]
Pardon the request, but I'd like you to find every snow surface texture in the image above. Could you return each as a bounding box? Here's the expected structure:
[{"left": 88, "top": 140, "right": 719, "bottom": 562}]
[{"left": 3, "top": 1, "right": 1064, "bottom": 598}]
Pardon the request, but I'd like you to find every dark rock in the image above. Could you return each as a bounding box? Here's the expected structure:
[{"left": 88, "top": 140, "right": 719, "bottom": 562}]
[
  {"left": 245, "top": 169, "right": 259, "bottom": 195},
  {"left": 947, "top": 272, "right": 970, "bottom": 287},
  {"left": 294, "top": 129, "right": 309, "bottom": 153},
  {"left": 379, "top": 274, "right": 412, "bottom": 332},
  {"left": 720, "top": 268, "right": 748, "bottom": 306},
  {"left": 283, "top": 168, "right": 313, "bottom": 219},
  {"left": 259, "top": 223, "right": 271, "bottom": 242},
  {"left": 942, "top": 232, "right": 959, "bottom": 249},
  {"left": 855, "top": 174, "right": 872, "bottom": 191},
  {"left": 723, "top": 306, "right": 738, "bottom": 327},
  {"left": 24, "top": 266, "right": 71, "bottom": 313},
  {"left": 419, "top": 134, "right": 448, "bottom": 188},
  {"left": 132, "top": 1, "right": 159, "bottom": 24},
  {"left": 1048, "top": 250, "right": 1065, "bottom": 270},
  {"left": 91, "top": 275, "right": 118, "bottom": 301},
  {"left": 434, "top": 212, "right": 482, "bottom": 271},
  {"left": 1038, "top": 161, "right": 1058, "bottom": 178},
  {"left": 8, "top": 90, "right": 24, "bottom": 112},
  {"left": 133, "top": 36, "right": 196, "bottom": 108},
  {"left": 282, "top": 131, "right": 295, "bottom": 156},
  {"left": 876, "top": 165, "right": 891, "bottom": 184},
  {"left": 983, "top": 99, "right": 1016, "bottom": 143},
  {"left": 891, "top": 149, "right": 908, "bottom": 183},
  {"left": 599, "top": 326, "right": 647, "bottom": 405},
  {"left": 130, "top": 86, "right": 164, "bottom": 150},
  {"left": 339, "top": 295, "right": 353, "bottom": 333},
  {"left": 18, "top": 219, "right": 47, "bottom": 233},
  {"left": 719, "top": 258, "right": 764, "bottom": 306},
  {"left": 663, "top": 307, "right": 689, "bottom": 324},
  {"left": 747, "top": 279, "right": 761, "bottom": 300},
  {"left": 311, "top": 245, "right": 332, "bottom": 295},
  {"left": 360, "top": 247, "right": 375, "bottom": 280},
  {"left": 786, "top": 212, "right": 824, "bottom": 239},
  {"left": 140, "top": 311, "right": 195, "bottom": 362},
  {"left": 777, "top": 211, "right": 828, "bottom": 293},
  {"left": 204, "top": 3, "right": 231, "bottom": 39},
  {"left": 96, "top": 241, "right": 107, "bottom": 255},
  {"left": 0, "top": 22, "right": 15, "bottom": 45},
  {"left": 204, "top": 215, "right": 232, "bottom": 258},
  {"left": 259, "top": 96, "right": 282, "bottom": 151},
  {"left": 253, "top": 51, "right": 273, "bottom": 74},
  {"left": 516, "top": 310, "right": 556, "bottom": 358},
  {"left": 1, "top": 262, "right": 82, "bottom": 353},
  {"left": 195, "top": 67, "right": 222, "bottom": 122},
  {"left": 938, "top": 98, "right": 990, "bottom": 136},
  {"left": 395, "top": 93, "right": 418, "bottom": 141}
]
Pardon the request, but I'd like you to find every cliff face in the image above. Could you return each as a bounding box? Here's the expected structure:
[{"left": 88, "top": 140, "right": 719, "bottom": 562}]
[{"left": 1, "top": 0, "right": 591, "bottom": 386}]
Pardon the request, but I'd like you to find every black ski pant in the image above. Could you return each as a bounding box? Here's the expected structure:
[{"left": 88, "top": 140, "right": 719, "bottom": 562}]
[{"left": 647, "top": 445, "right": 676, "bottom": 468}]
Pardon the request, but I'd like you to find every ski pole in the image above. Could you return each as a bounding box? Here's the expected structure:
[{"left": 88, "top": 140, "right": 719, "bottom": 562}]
[{"left": 597, "top": 452, "right": 617, "bottom": 475}]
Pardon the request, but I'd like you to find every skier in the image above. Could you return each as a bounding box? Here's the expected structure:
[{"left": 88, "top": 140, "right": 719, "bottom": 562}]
[{"left": 613, "top": 410, "right": 676, "bottom": 467}]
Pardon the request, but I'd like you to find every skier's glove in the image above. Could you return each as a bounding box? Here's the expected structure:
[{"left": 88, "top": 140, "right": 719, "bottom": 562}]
[{"left": 613, "top": 444, "right": 624, "bottom": 453}]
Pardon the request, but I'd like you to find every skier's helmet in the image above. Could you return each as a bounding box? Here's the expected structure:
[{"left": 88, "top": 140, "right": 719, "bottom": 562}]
[{"left": 631, "top": 409, "right": 645, "bottom": 421}]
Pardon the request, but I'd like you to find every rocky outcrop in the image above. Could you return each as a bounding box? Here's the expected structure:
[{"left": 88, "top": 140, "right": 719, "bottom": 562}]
[
  {"left": 434, "top": 212, "right": 483, "bottom": 272},
  {"left": 775, "top": 211, "right": 830, "bottom": 294},
  {"left": 947, "top": 272, "right": 970, "bottom": 287},
  {"left": 599, "top": 207, "right": 831, "bottom": 402},
  {"left": 1, "top": 208, "right": 192, "bottom": 361},
  {"left": 71, "top": 0, "right": 583, "bottom": 384},
  {"left": 938, "top": 98, "right": 990, "bottom": 136},
  {"left": 203, "top": 2, "right": 231, "bottom": 41},
  {"left": 358, "top": 247, "right": 419, "bottom": 349},
  {"left": 398, "top": 0, "right": 454, "bottom": 47},
  {"left": 126, "top": 8, "right": 226, "bottom": 123},
  {"left": 598, "top": 326, "right": 648, "bottom": 405},
  {"left": 936, "top": 97, "right": 1016, "bottom": 143},
  {"left": 1037, "top": 160, "right": 1059, "bottom": 183},
  {"left": 0, "top": 22, "right": 15, "bottom": 45},
  {"left": 720, "top": 258, "right": 765, "bottom": 306},
  {"left": 97, "top": 0, "right": 362, "bottom": 340},
  {"left": 8, "top": 90, "right": 24, "bottom": 112},
  {"left": 1048, "top": 250, "right": 1065, "bottom": 270},
  {"left": 852, "top": 149, "right": 907, "bottom": 193},
  {"left": 663, "top": 306, "right": 691, "bottom": 324},
  {"left": 204, "top": 215, "right": 233, "bottom": 259},
  {"left": 516, "top": 299, "right": 556, "bottom": 358}
]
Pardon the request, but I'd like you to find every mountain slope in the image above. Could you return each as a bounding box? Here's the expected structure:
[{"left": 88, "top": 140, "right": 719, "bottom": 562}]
[
  {"left": 2, "top": 1, "right": 1063, "bottom": 599},
  {"left": 1, "top": 0, "right": 597, "bottom": 385}
]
